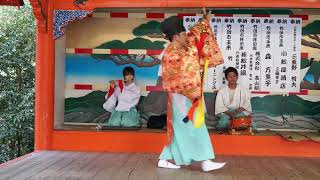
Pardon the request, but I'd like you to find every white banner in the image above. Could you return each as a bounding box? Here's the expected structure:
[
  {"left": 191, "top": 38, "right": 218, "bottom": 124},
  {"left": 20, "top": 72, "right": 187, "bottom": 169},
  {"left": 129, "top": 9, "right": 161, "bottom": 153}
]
[{"left": 183, "top": 16, "right": 302, "bottom": 92}]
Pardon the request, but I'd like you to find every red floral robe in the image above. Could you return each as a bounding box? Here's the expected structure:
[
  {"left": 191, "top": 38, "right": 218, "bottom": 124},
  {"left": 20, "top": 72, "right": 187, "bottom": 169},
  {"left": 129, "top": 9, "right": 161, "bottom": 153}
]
[{"left": 162, "top": 17, "right": 224, "bottom": 144}]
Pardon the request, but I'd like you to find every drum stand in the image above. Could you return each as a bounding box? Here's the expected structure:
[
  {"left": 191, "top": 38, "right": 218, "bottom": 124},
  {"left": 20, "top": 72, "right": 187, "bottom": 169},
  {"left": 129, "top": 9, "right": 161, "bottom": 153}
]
[{"left": 229, "top": 127, "right": 254, "bottom": 135}]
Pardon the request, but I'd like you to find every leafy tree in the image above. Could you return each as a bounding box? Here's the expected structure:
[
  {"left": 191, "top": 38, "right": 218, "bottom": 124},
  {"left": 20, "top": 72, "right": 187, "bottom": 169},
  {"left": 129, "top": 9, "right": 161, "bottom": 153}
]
[
  {"left": 0, "top": 3, "right": 35, "bottom": 163},
  {"left": 301, "top": 58, "right": 311, "bottom": 69},
  {"left": 132, "top": 20, "right": 163, "bottom": 38},
  {"left": 302, "top": 20, "right": 320, "bottom": 49},
  {"left": 307, "top": 61, "right": 320, "bottom": 85},
  {"left": 91, "top": 37, "right": 166, "bottom": 67},
  {"left": 301, "top": 58, "right": 320, "bottom": 89}
]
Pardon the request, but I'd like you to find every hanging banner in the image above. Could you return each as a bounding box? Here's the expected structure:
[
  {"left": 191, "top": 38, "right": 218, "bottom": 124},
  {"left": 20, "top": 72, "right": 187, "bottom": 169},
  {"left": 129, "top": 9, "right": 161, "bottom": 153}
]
[{"left": 184, "top": 16, "right": 302, "bottom": 92}]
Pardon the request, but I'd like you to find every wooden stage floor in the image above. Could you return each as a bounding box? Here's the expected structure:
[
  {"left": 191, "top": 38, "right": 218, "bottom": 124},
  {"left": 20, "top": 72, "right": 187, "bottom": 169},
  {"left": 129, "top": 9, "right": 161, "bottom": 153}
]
[{"left": 1, "top": 151, "right": 319, "bottom": 180}]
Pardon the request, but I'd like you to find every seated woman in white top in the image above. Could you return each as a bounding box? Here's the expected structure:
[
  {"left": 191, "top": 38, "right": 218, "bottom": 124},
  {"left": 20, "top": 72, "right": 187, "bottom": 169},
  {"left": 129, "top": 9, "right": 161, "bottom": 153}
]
[
  {"left": 102, "top": 66, "right": 141, "bottom": 127},
  {"left": 215, "top": 67, "right": 252, "bottom": 130}
]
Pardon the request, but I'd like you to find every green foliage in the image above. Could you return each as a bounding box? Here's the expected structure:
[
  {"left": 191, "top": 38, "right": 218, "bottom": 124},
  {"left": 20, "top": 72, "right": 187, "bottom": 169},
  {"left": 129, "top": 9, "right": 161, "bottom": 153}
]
[
  {"left": 95, "top": 37, "right": 166, "bottom": 49},
  {"left": 132, "top": 21, "right": 162, "bottom": 36},
  {"left": 65, "top": 91, "right": 106, "bottom": 113},
  {"left": 0, "top": 4, "right": 35, "bottom": 163},
  {"left": 300, "top": 58, "right": 320, "bottom": 85},
  {"left": 308, "top": 61, "right": 320, "bottom": 76},
  {"left": 64, "top": 91, "right": 106, "bottom": 123},
  {"left": 307, "top": 61, "right": 320, "bottom": 84},
  {"left": 301, "top": 59, "right": 310, "bottom": 69},
  {"left": 302, "top": 20, "right": 320, "bottom": 35},
  {"left": 92, "top": 37, "right": 166, "bottom": 60}
]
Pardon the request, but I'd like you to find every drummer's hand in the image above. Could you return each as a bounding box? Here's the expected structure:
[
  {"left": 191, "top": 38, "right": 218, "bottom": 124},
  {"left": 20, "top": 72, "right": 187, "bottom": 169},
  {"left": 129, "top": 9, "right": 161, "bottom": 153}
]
[
  {"left": 236, "top": 107, "right": 246, "bottom": 113},
  {"left": 227, "top": 112, "right": 235, "bottom": 119}
]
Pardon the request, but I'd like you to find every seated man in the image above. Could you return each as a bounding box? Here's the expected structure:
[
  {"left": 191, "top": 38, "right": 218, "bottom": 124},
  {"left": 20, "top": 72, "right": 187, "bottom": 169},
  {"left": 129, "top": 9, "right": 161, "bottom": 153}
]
[{"left": 215, "top": 67, "right": 252, "bottom": 130}]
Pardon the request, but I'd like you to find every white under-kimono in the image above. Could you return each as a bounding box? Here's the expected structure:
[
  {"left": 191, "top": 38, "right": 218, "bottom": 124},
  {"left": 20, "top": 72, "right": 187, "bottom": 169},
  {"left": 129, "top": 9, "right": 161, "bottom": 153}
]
[
  {"left": 103, "top": 82, "right": 141, "bottom": 127},
  {"left": 215, "top": 84, "right": 252, "bottom": 129}
]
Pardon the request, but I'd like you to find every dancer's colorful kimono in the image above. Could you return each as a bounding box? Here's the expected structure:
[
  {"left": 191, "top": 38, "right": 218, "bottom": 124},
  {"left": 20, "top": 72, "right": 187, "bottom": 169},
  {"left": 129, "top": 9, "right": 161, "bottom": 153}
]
[{"left": 160, "top": 16, "right": 224, "bottom": 165}]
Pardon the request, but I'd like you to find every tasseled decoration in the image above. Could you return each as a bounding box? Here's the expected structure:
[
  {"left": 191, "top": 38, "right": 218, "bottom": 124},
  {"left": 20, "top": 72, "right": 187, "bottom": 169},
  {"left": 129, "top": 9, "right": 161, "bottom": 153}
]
[{"left": 166, "top": 93, "right": 174, "bottom": 146}]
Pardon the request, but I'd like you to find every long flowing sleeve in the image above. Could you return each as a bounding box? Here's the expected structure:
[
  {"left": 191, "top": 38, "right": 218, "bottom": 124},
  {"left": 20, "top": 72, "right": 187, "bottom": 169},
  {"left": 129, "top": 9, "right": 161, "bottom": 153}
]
[
  {"left": 115, "top": 83, "right": 140, "bottom": 111},
  {"left": 215, "top": 88, "right": 228, "bottom": 115},
  {"left": 103, "top": 87, "right": 120, "bottom": 112},
  {"left": 125, "top": 84, "right": 141, "bottom": 107},
  {"left": 162, "top": 45, "right": 202, "bottom": 101},
  {"left": 157, "top": 44, "right": 168, "bottom": 77},
  {"left": 189, "top": 17, "right": 224, "bottom": 68}
]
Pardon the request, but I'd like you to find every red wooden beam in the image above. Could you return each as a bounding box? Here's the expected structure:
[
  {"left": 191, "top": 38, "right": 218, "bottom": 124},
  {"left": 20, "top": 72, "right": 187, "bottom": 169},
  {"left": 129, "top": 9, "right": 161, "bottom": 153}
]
[
  {"left": 0, "top": 0, "right": 23, "bottom": 6},
  {"left": 53, "top": 0, "right": 320, "bottom": 10}
]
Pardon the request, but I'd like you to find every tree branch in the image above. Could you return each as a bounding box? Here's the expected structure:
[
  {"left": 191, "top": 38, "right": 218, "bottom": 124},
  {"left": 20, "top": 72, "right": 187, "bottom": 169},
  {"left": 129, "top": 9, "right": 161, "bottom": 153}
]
[
  {"left": 146, "top": 34, "right": 165, "bottom": 38},
  {"left": 149, "top": 55, "right": 161, "bottom": 62},
  {"left": 113, "top": 55, "right": 127, "bottom": 65},
  {"left": 136, "top": 54, "right": 146, "bottom": 62},
  {"left": 307, "top": 58, "right": 315, "bottom": 67},
  {"left": 307, "top": 34, "right": 320, "bottom": 44},
  {"left": 109, "top": 55, "right": 161, "bottom": 67},
  {"left": 127, "top": 55, "right": 136, "bottom": 62},
  {"left": 301, "top": 39, "right": 320, "bottom": 49}
]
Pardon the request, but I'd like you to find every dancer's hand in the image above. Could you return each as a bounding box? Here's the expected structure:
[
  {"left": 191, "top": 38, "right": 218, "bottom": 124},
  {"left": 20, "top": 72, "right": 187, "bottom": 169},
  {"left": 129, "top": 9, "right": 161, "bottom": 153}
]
[
  {"left": 226, "top": 112, "right": 235, "bottom": 119},
  {"left": 202, "top": 7, "right": 211, "bottom": 19},
  {"left": 202, "top": 7, "right": 207, "bottom": 16}
]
